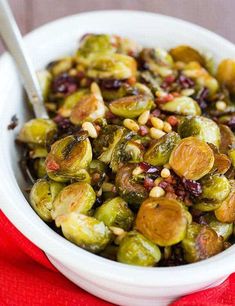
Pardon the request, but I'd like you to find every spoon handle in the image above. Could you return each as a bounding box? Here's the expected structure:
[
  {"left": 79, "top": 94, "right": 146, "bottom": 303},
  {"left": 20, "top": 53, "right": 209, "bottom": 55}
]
[{"left": 0, "top": 0, "right": 48, "bottom": 119}]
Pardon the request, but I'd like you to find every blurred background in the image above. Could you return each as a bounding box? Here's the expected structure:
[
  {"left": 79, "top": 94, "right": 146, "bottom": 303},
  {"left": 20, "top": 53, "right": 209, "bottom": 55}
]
[{"left": 0, "top": 0, "right": 234, "bottom": 54}]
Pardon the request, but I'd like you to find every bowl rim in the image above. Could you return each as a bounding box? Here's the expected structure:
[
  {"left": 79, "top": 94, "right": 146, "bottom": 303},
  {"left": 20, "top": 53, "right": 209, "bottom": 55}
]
[{"left": 1, "top": 10, "right": 235, "bottom": 288}]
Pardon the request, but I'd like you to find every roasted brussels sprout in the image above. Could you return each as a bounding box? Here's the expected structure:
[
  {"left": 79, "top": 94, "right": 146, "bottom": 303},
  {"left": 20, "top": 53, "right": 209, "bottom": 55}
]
[
  {"left": 18, "top": 119, "right": 57, "bottom": 146},
  {"left": 57, "top": 212, "right": 111, "bottom": 253},
  {"left": 30, "top": 179, "right": 64, "bottom": 222},
  {"left": 48, "top": 57, "right": 74, "bottom": 76},
  {"left": 52, "top": 182, "right": 96, "bottom": 220},
  {"left": 215, "top": 181, "right": 235, "bottom": 223},
  {"left": 202, "top": 214, "right": 233, "bottom": 241},
  {"left": 136, "top": 197, "right": 189, "bottom": 246},
  {"left": 182, "top": 223, "right": 224, "bottom": 263},
  {"left": 219, "top": 124, "right": 235, "bottom": 154},
  {"left": 94, "top": 197, "right": 134, "bottom": 230},
  {"left": 117, "top": 231, "right": 161, "bottom": 266},
  {"left": 87, "top": 54, "right": 137, "bottom": 80},
  {"left": 144, "top": 132, "right": 180, "bottom": 166},
  {"left": 34, "top": 158, "right": 47, "bottom": 178},
  {"left": 115, "top": 164, "right": 148, "bottom": 209},
  {"left": 76, "top": 34, "right": 116, "bottom": 65},
  {"left": 70, "top": 83, "right": 105, "bottom": 125},
  {"left": 58, "top": 89, "right": 89, "bottom": 117},
  {"left": 109, "top": 95, "right": 153, "bottom": 119},
  {"left": 216, "top": 59, "right": 235, "bottom": 95},
  {"left": 193, "top": 201, "right": 222, "bottom": 212},
  {"left": 169, "top": 137, "right": 214, "bottom": 180},
  {"left": 159, "top": 97, "right": 201, "bottom": 116},
  {"left": 178, "top": 116, "right": 221, "bottom": 147},
  {"left": 213, "top": 152, "right": 231, "bottom": 174},
  {"left": 45, "top": 134, "right": 92, "bottom": 182},
  {"left": 37, "top": 70, "right": 52, "bottom": 99},
  {"left": 200, "top": 174, "right": 231, "bottom": 202},
  {"left": 170, "top": 45, "right": 205, "bottom": 66},
  {"left": 183, "top": 62, "right": 219, "bottom": 95}
]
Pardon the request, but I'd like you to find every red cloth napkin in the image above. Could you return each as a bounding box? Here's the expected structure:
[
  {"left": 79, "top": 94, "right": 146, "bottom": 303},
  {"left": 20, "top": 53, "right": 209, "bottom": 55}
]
[{"left": 0, "top": 210, "right": 234, "bottom": 306}]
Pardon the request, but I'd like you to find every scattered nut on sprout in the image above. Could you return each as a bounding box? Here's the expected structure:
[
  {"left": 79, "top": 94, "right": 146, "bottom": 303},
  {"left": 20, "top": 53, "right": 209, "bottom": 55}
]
[
  {"left": 163, "top": 122, "right": 172, "bottom": 133},
  {"left": 110, "top": 226, "right": 125, "bottom": 236},
  {"left": 149, "top": 186, "right": 165, "bottom": 198},
  {"left": 181, "top": 88, "right": 195, "bottom": 96},
  {"left": 138, "top": 110, "right": 150, "bottom": 125},
  {"left": 123, "top": 119, "right": 139, "bottom": 132},
  {"left": 151, "top": 117, "right": 164, "bottom": 130},
  {"left": 216, "top": 101, "right": 226, "bottom": 111},
  {"left": 150, "top": 127, "right": 166, "bottom": 139},
  {"left": 82, "top": 122, "right": 98, "bottom": 138}
]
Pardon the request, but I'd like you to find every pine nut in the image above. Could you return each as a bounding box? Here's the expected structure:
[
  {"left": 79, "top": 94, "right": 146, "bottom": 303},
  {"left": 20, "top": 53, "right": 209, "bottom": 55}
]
[
  {"left": 216, "top": 101, "right": 226, "bottom": 111},
  {"left": 132, "top": 166, "right": 143, "bottom": 176},
  {"left": 110, "top": 226, "right": 125, "bottom": 236},
  {"left": 138, "top": 110, "right": 150, "bottom": 125},
  {"left": 149, "top": 186, "right": 165, "bottom": 198},
  {"left": 150, "top": 127, "right": 165, "bottom": 139},
  {"left": 181, "top": 88, "right": 195, "bottom": 96},
  {"left": 163, "top": 121, "right": 172, "bottom": 133},
  {"left": 151, "top": 117, "right": 164, "bottom": 130},
  {"left": 161, "top": 168, "right": 171, "bottom": 178},
  {"left": 82, "top": 122, "right": 98, "bottom": 138},
  {"left": 123, "top": 119, "right": 139, "bottom": 132}
]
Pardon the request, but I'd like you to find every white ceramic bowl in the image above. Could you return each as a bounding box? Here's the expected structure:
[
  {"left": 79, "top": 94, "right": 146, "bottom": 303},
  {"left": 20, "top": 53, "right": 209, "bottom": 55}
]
[{"left": 0, "top": 11, "right": 235, "bottom": 306}]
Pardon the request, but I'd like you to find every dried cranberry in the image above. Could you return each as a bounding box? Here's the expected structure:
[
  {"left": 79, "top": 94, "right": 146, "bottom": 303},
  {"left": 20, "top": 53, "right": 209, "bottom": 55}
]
[
  {"left": 158, "top": 181, "right": 168, "bottom": 189},
  {"left": 139, "top": 126, "right": 148, "bottom": 136},
  {"left": 139, "top": 162, "right": 160, "bottom": 174},
  {"left": 167, "top": 115, "right": 178, "bottom": 127},
  {"left": 52, "top": 73, "right": 77, "bottom": 95},
  {"left": 143, "top": 177, "right": 154, "bottom": 190},
  {"left": 53, "top": 115, "right": 72, "bottom": 130},
  {"left": 182, "top": 178, "right": 202, "bottom": 197},
  {"left": 195, "top": 87, "right": 209, "bottom": 110},
  {"left": 178, "top": 74, "right": 194, "bottom": 89},
  {"left": 151, "top": 109, "right": 161, "bottom": 117},
  {"left": 100, "top": 79, "right": 123, "bottom": 90}
]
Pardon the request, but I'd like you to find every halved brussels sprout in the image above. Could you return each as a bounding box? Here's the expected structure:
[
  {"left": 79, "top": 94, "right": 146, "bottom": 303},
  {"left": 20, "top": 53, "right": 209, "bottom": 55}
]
[
  {"left": 159, "top": 97, "right": 201, "bottom": 116},
  {"left": 136, "top": 197, "right": 189, "bottom": 246},
  {"left": 216, "top": 59, "right": 235, "bottom": 95},
  {"left": 194, "top": 201, "right": 222, "bottom": 212},
  {"left": 139, "top": 48, "right": 173, "bottom": 77},
  {"left": 18, "top": 119, "right": 57, "bottom": 146},
  {"left": 87, "top": 54, "right": 137, "bottom": 80},
  {"left": 48, "top": 57, "right": 74, "bottom": 76},
  {"left": 202, "top": 214, "right": 233, "bottom": 241},
  {"left": 215, "top": 181, "right": 235, "bottom": 223},
  {"left": 144, "top": 132, "right": 181, "bottom": 166},
  {"left": 178, "top": 116, "right": 221, "bottom": 148},
  {"left": 182, "top": 223, "right": 224, "bottom": 263},
  {"left": 30, "top": 179, "right": 64, "bottom": 222},
  {"left": 213, "top": 152, "right": 231, "bottom": 174},
  {"left": 200, "top": 174, "right": 231, "bottom": 202},
  {"left": 117, "top": 231, "right": 161, "bottom": 267},
  {"left": 110, "top": 131, "right": 142, "bottom": 172},
  {"left": 219, "top": 124, "right": 235, "bottom": 154},
  {"left": 94, "top": 197, "right": 134, "bottom": 230},
  {"left": 45, "top": 134, "right": 92, "bottom": 182},
  {"left": 115, "top": 164, "right": 148, "bottom": 209},
  {"left": 37, "top": 70, "right": 52, "bottom": 99},
  {"left": 169, "top": 137, "right": 214, "bottom": 180},
  {"left": 58, "top": 89, "right": 89, "bottom": 117},
  {"left": 29, "top": 145, "right": 48, "bottom": 159},
  {"left": 170, "top": 45, "right": 205, "bottom": 65},
  {"left": 52, "top": 182, "right": 96, "bottom": 220},
  {"left": 109, "top": 95, "right": 153, "bottom": 119},
  {"left": 76, "top": 34, "right": 116, "bottom": 65},
  {"left": 57, "top": 212, "right": 111, "bottom": 253},
  {"left": 34, "top": 158, "right": 47, "bottom": 178},
  {"left": 183, "top": 62, "right": 219, "bottom": 95},
  {"left": 98, "top": 127, "right": 126, "bottom": 164}
]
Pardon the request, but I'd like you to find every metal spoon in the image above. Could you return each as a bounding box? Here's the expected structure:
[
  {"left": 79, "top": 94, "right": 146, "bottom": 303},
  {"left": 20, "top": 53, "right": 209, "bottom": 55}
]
[{"left": 0, "top": 0, "right": 48, "bottom": 119}]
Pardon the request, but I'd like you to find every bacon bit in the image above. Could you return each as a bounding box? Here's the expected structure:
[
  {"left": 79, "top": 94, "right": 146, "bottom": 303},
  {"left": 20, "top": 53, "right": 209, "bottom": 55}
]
[
  {"left": 127, "top": 76, "right": 136, "bottom": 85},
  {"left": 139, "top": 125, "right": 149, "bottom": 136},
  {"left": 144, "top": 177, "right": 155, "bottom": 191},
  {"left": 46, "top": 160, "right": 60, "bottom": 171},
  {"left": 139, "top": 162, "right": 160, "bottom": 174},
  {"left": 167, "top": 116, "right": 179, "bottom": 127},
  {"left": 164, "top": 75, "right": 175, "bottom": 84},
  {"left": 171, "top": 92, "right": 180, "bottom": 97},
  {"left": 156, "top": 93, "right": 174, "bottom": 104},
  {"left": 77, "top": 71, "right": 85, "bottom": 79}
]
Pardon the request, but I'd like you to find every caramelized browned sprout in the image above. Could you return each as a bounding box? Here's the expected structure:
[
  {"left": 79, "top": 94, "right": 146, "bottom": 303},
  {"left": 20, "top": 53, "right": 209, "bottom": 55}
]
[
  {"left": 217, "top": 59, "right": 235, "bottom": 95},
  {"left": 215, "top": 181, "right": 235, "bottom": 223},
  {"left": 169, "top": 137, "right": 214, "bottom": 180},
  {"left": 159, "top": 97, "right": 201, "bottom": 116},
  {"left": 170, "top": 45, "right": 205, "bottom": 65},
  {"left": 136, "top": 197, "right": 189, "bottom": 246}
]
